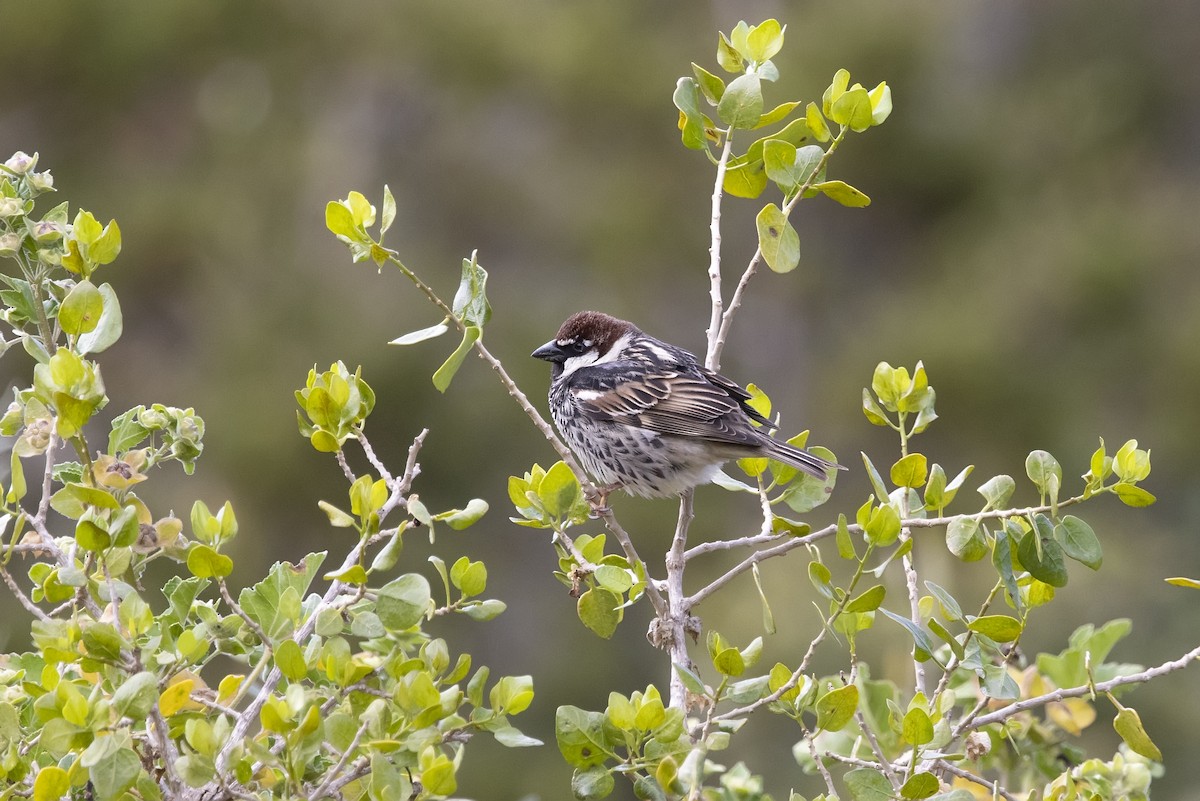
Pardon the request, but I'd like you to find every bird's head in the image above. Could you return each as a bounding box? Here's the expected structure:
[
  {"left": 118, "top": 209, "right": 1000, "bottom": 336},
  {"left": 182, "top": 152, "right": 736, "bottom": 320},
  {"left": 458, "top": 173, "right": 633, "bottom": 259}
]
[{"left": 532, "top": 311, "right": 637, "bottom": 378}]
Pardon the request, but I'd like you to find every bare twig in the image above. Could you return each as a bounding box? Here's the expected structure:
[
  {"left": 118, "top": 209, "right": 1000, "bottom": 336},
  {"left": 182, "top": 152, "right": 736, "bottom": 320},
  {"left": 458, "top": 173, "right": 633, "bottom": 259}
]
[
  {"left": 0, "top": 562, "right": 50, "bottom": 622},
  {"left": 215, "top": 430, "right": 429, "bottom": 779},
  {"left": 711, "top": 126, "right": 849, "bottom": 368},
  {"left": 597, "top": 513, "right": 667, "bottom": 616},
  {"left": 935, "top": 761, "right": 1018, "bottom": 801},
  {"left": 665, "top": 490, "right": 696, "bottom": 709},
  {"left": 704, "top": 130, "right": 736, "bottom": 370},
  {"left": 356, "top": 430, "right": 393, "bottom": 483},
  {"left": 855, "top": 708, "right": 902, "bottom": 790},
  {"left": 308, "top": 716, "right": 372, "bottom": 801},
  {"left": 964, "top": 642, "right": 1200, "bottom": 733},
  {"left": 334, "top": 449, "right": 356, "bottom": 483}
]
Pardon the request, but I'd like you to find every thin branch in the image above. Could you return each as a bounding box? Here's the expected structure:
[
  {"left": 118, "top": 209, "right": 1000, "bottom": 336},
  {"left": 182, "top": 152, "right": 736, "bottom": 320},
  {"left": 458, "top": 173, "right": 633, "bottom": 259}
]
[
  {"left": 597, "top": 513, "right": 667, "bottom": 616},
  {"left": 666, "top": 490, "right": 695, "bottom": 709},
  {"left": 356, "top": 430, "right": 393, "bottom": 483},
  {"left": 0, "top": 562, "right": 50, "bottom": 622},
  {"left": 684, "top": 531, "right": 784, "bottom": 559},
  {"left": 898, "top": 491, "right": 926, "bottom": 695},
  {"left": 855, "top": 708, "right": 902, "bottom": 790},
  {"left": 219, "top": 577, "right": 273, "bottom": 653},
  {"left": 308, "top": 716, "right": 372, "bottom": 801},
  {"left": 966, "top": 642, "right": 1200, "bottom": 733},
  {"left": 804, "top": 727, "right": 840, "bottom": 798},
  {"left": 935, "top": 761, "right": 1018, "bottom": 801},
  {"left": 334, "top": 449, "right": 356, "bottom": 483},
  {"left": 712, "top": 126, "right": 849, "bottom": 368},
  {"left": 704, "top": 130, "right": 735, "bottom": 370},
  {"left": 35, "top": 434, "right": 58, "bottom": 527},
  {"left": 689, "top": 496, "right": 1090, "bottom": 608},
  {"left": 216, "top": 430, "right": 428, "bottom": 777}
]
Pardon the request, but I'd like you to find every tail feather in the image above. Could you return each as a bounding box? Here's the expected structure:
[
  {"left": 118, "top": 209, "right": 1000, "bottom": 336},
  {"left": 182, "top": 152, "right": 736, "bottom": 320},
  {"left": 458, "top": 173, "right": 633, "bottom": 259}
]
[{"left": 760, "top": 437, "right": 845, "bottom": 479}]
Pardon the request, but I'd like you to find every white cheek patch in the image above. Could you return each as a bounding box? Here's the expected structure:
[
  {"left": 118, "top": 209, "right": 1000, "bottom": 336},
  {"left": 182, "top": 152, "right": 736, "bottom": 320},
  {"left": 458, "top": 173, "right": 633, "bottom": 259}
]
[
  {"left": 592, "top": 332, "right": 632, "bottom": 366},
  {"left": 559, "top": 332, "right": 632, "bottom": 378},
  {"left": 559, "top": 351, "right": 599, "bottom": 378}
]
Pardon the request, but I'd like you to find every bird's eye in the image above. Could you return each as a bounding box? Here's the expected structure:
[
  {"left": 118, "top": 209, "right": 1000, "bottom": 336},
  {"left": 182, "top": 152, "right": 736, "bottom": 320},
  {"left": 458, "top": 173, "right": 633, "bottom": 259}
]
[{"left": 568, "top": 339, "right": 588, "bottom": 354}]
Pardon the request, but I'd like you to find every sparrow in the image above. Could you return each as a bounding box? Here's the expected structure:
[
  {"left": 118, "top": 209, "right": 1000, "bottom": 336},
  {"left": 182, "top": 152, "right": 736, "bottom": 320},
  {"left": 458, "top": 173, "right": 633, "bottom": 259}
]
[{"left": 532, "top": 310, "right": 843, "bottom": 500}]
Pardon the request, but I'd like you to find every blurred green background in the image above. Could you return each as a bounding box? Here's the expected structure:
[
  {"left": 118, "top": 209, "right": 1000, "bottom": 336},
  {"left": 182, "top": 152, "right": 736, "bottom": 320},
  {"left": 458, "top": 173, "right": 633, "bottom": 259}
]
[{"left": 3, "top": 1, "right": 1199, "bottom": 798}]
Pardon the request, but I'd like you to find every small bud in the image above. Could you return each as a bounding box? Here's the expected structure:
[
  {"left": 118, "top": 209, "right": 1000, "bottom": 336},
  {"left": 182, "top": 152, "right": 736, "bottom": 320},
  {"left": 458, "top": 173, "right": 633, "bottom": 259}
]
[
  {"left": 138, "top": 407, "right": 169, "bottom": 428},
  {"left": 0, "top": 197, "right": 24, "bottom": 218},
  {"left": 30, "top": 220, "right": 63, "bottom": 243},
  {"left": 0, "top": 232, "right": 22, "bottom": 257},
  {"left": 178, "top": 415, "right": 204, "bottom": 442},
  {"left": 36, "top": 248, "right": 62, "bottom": 267},
  {"left": 3, "top": 151, "right": 37, "bottom": 175},
  {"left": 27, "top": 171, "right": 54, "bottom": 192}
]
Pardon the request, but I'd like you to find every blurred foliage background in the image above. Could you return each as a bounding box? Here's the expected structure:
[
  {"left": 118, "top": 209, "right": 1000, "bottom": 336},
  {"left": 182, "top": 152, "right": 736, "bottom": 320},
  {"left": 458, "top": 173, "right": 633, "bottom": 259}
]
[{"left": 3, "top": 1, "right": 1199, "bottom": 798}]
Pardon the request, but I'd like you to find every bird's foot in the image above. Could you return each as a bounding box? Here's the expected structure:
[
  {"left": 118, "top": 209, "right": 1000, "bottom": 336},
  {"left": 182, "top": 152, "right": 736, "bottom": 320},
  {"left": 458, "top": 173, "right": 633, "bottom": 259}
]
[{"left": 586, "top": 483, "right": 621, "bottom": 518}]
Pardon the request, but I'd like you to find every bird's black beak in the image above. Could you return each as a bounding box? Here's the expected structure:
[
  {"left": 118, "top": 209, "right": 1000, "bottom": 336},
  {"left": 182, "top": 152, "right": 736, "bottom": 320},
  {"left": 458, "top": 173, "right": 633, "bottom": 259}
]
[{"left": 532, "top": 340, "right": 567, "bottom": 363}]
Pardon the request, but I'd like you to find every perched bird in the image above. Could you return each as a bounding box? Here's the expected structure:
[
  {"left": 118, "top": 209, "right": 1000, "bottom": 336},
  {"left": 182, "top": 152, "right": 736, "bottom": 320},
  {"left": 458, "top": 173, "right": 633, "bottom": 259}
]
[{"left": 532, "top": 310, "right": 843, "bottom": 500}]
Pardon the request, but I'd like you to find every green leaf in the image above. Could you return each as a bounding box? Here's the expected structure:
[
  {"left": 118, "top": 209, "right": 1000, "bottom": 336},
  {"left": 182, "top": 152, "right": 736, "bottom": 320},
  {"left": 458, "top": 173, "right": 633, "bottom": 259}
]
[
  {"left": 376, "top": 573, "right": 431, "bottom": 630},
  {"left": 325, "top": 200, "right": 357, "bottom": 239},
  {"left": 1025, "top": 450, "right": 1062, "bottom": 495},
  {"left": 571, "top": 766, "right": 614, "bottom": 800},
  {"left": 555, "top": 705, "right": 610, "bottom": 769},
  {"left": 672, "top": 78, "right": 710, "bottom": 151},
  {"left": 831, "top": 86, "right": 873, "bottom": 132},
  {"left": 805, "top": 102, "right": 831, "bottom": 143},
  {"left": 275, "top": 638, "right": 307, "bottom": 681},
  {"left": 880, "top": 608, "right": 934, "bottom": 661},
  {"left": 822, "top": 69, "right": 851, "bottom": 118},
  {"left": 745, "top": 19, "right": 785, "bottom": 63},
  {"left": 59, "top": 280, "right": 103, "bottom": 336},
  {"left": 835, "top": 514, "right": 858, "bottom": 560},
  {"left": 89, "top": 746, "right": 141, "bottom": 800},
  {"left": 756, "top": 203, "right": 800, "bottom": 273},
  {"left": 452, "top": 251, "right": 491, "bottom": 329},
  {"left": 432, "top": 325, "right": 480, "bottom": 392},
  {"left": 318, "top": 500, "right": 355, "bottom": 528},
  {"left": 539, "top": 461, "right": 582, "bottom": 519},
  {"left": 716, "top": 32, "right": 744, "bottom": 73},
  {"left": 1113, "top": 482, "right": 1156, "bottom": 507},
  {"left": 868, "top": 81, "right": 893, "bottom": 125},
  {"left": 34, "top": 766, "right": 70, "bottom": 801},
  {"left": 390, "top": 322, "right": 450, "bottom": 346},
  {"left": 755, "top": 100, "right": 800, "bottom": 128},
  {"left": 112, "top": 671, "right": 158, "bottom": 719},
  {"left": 691, "top": 63, "right": 725, "bottom": 104},
  {"left": 845, "top": 584, "right": 886, "bottom": 613},
  {"left": 814, "top": 180, "right": 871, "bottom": 207},
  {"left": 1057, "top": 515, "right": 1102, "bottom": 569},
  {"left": 891, "top": 453, "right": 928, "bottom": 488},
  {"left": 902, "top": 707, "right": 934, "bottom": 746},
  {"left": 815, "top": 683, "right": 858, "bottom": 732},
  {"left": 718, "top": 73, "right": 764, "bottom": 130},
  {"left": 578, "top": 588, "right": 621, "bottom": 639},
  {"left": 924, "top": 581, "right": 964, "bottom": 621},
  {"left": 977, "top": 475, "right": 1015, "bottom": 507},
  {"left": 1018, "top": 516, "right": 1069, "bottom": 588},
  {"left": 1113, "top": 706, "right": 1163, "bottom": 761},
  {"left": 968, "top": 614, "right": 1022, "bottom": 643},
  {"left": 380, "top": 184, "right": 396, "bottom": 235},
  {"left": 187, "top": 544, "right": 233, "bottom": 578},
  {"left": 946, "top": 517, "right": 987, "bottom": 562},
  {"left": 88, "top": 218, "right": 122, "bottom": 265},
  {"left": 844, "top": 767, "right": 891, "bottom": 801},
  {"left": 900, "top": 772, "right": 940, "bottom": 800}
]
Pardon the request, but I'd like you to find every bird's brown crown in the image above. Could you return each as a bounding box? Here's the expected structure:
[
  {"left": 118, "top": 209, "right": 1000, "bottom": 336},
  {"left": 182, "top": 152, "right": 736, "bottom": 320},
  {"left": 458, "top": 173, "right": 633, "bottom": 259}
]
[{"left": 555, "top": 311, "right": 637, "bottom": 355}]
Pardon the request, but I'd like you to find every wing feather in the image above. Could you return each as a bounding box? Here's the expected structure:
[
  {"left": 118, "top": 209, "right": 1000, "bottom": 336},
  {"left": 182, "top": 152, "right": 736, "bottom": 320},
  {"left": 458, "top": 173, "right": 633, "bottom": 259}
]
[{"left": 573, "top": 369, "right": 763, "bottom": 448}]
